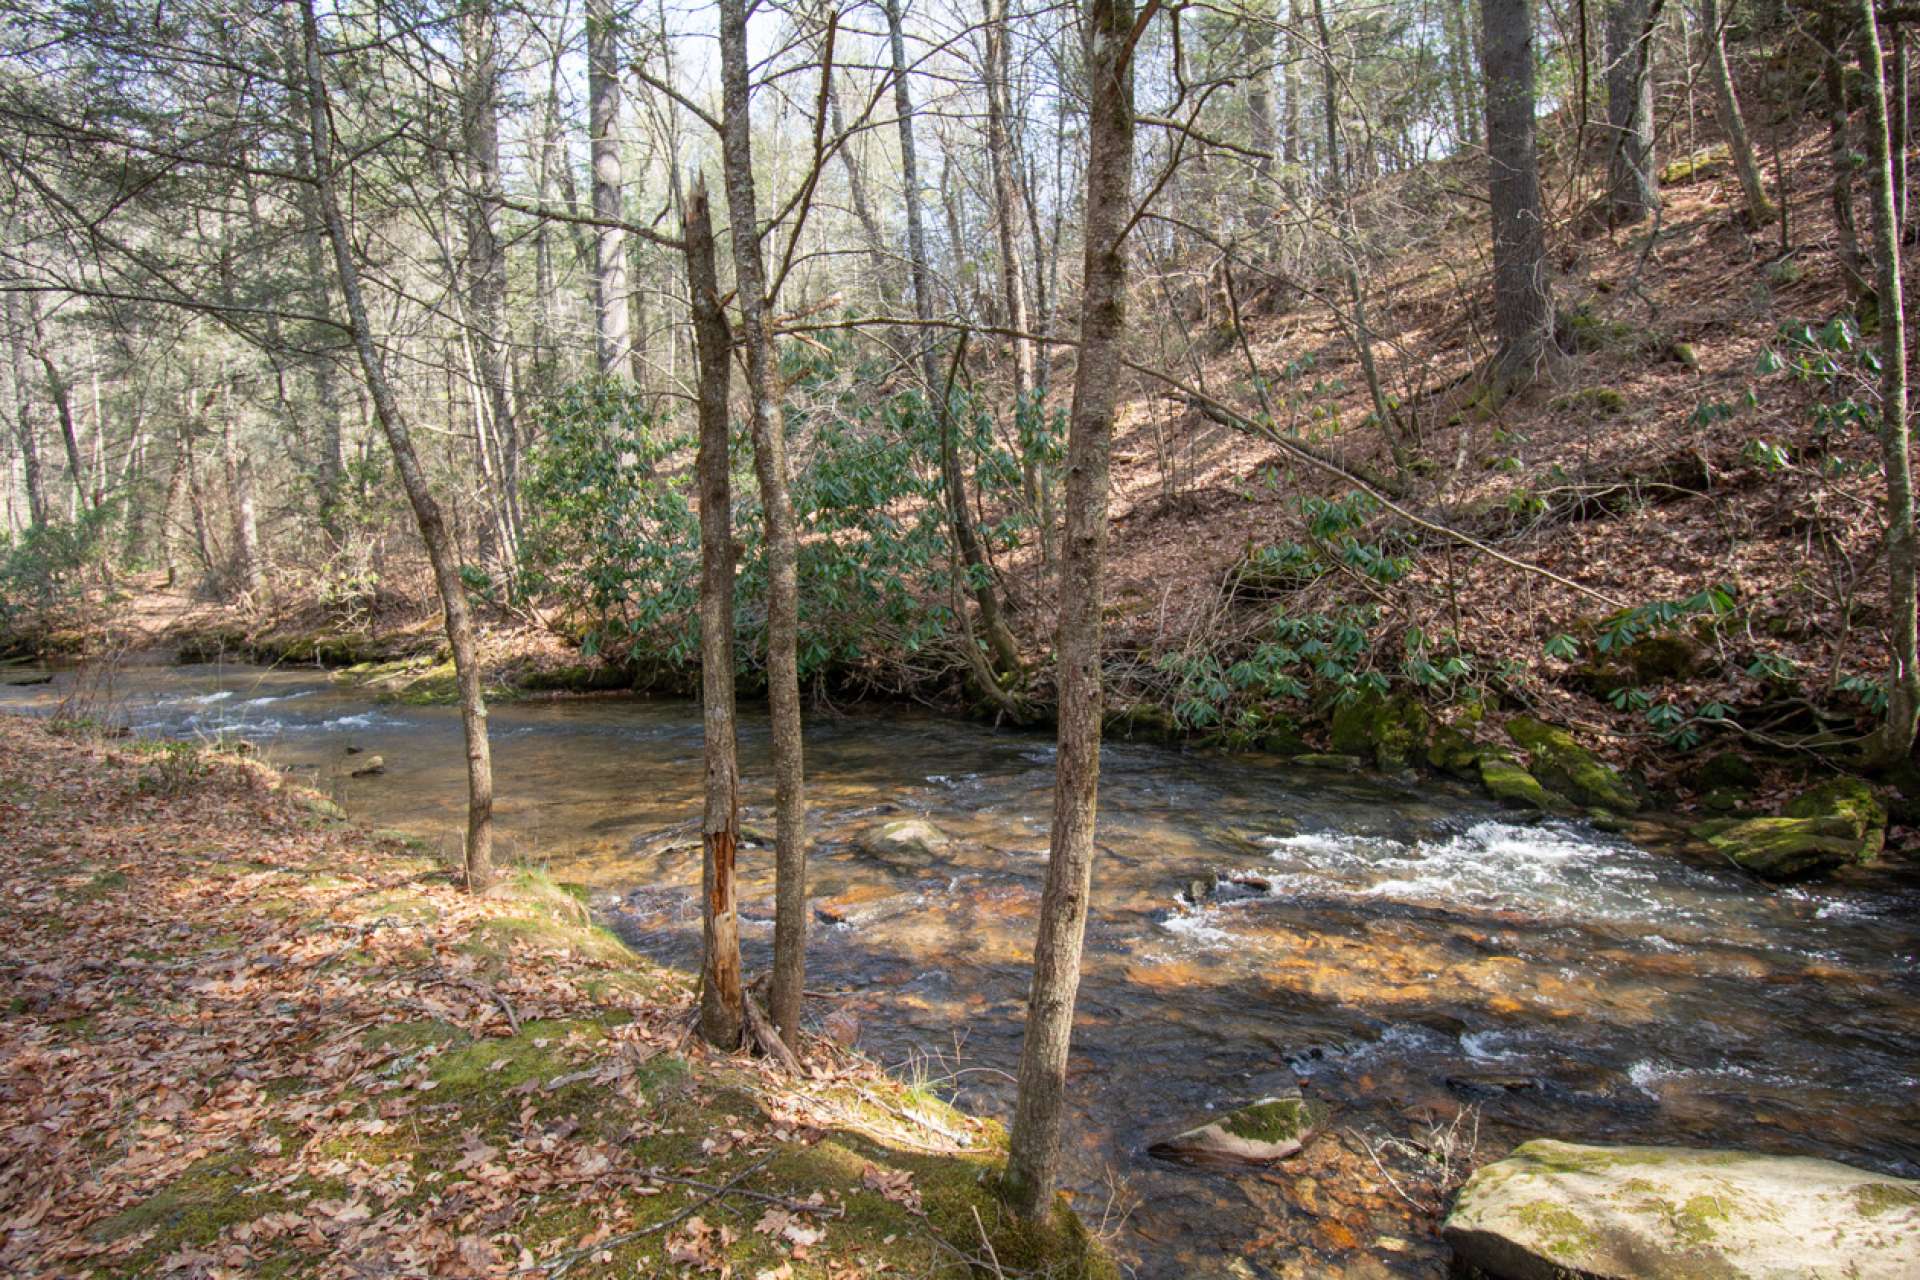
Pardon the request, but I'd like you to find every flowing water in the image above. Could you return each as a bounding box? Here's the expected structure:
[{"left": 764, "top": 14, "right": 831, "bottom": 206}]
[{"left": 5, "top": 660, "right": 1919, "bottom": 1277}]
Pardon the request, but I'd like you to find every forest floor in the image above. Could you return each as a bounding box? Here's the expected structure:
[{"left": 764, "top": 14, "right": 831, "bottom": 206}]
[{"left": 0, "top": 716, "right": 1112, "bottom": 1279}]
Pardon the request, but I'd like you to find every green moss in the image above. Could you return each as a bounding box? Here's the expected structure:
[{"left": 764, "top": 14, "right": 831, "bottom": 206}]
[
  {"left": 1513, "top": 1200, "right": 1599, "bottom": 1259},
  {"left": 1506, "top": 716, "right": 1639, "bottom": 813},
  {"left": 1218, "top": 1097, "right": 1318, "bottom": 1145},
  {"left": 1330, "top": 693, "right": 1431, "bottom": 772},
  {"left": 1697, "top": 815, "right": 1863, "bottom": 880},
  {"left": 88, "top": 1148, "right": 336, "bottom": 1276},
  {"left": 1661, "top": 143, "right": 1731, "bottom": 185},
  {"left": 1671, "top": 1192, "right": 1734, "bottom": 1244},
  {"left": 1480, "top": 752, "right": 1558, "bottom": 810},
  {"left": 1853, "top": 1182, "right": 1920, "bottom": 1218},
  {"left": 1552, "top": 385, "right": 1631, "bottom": 415},
  {"left": 363, "top": 1018, "right": 469, "bottom": 1054},
  {"left": 1427, "top": 723, "right": 1483, "bottom": 776},
  {"left": 1784, "top": 777, "right": 1887, "bottom": 859}
]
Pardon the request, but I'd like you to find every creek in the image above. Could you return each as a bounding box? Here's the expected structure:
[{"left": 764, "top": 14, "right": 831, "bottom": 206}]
[{"left": 4, "top": 660, "right": 1917, "bottom": 1277}]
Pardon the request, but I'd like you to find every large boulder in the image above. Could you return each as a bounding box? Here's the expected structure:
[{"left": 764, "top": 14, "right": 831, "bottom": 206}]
[
  {"left": 1148, "top": 1095, "right": 1322, "bottom": 1167},
  {"left": 1506, "top": 717, "right": 1640, "bottom": 813},
  {"left": 1696, "top": 816, "right": 1864, "bottom": 880},
  {"left": 1444, "top": 1139, "right": 1920, "bottom": 1280},
  {"left": 1330, "top": 693, "right": 1431, "bottom": 772},
  {"left": 1697, "top": 777, "right": 1888, "bottom": 880},
  {"left": 857, "top": 818, "right": 949, "bottom": 866},
  {"left": 1784, "top": 777, "right": 1886, "bottom": 861}
]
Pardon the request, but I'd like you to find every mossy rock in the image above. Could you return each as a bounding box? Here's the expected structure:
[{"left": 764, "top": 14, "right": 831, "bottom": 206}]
[
  {"left": 1444, "top": 1138, "right": 1920, "bottom": 1280},
  {"left": 1661, "top": 143, "right": 1732, "bottom": 186},
  {"left": 1329, "top": 692, "right": 1431, "bottom": 772},
  {"left": 1148, "top": 1094, "right": 1323, "bottom": 1166},
  {"left": 1695, "top": 815, "right": 1864, "bottom": 880},
  {"left": 1427, "top": 723, "right": 1485, "bottom": 777},
  {"left": 1480, "top": 753, "right": 1560, "bottom": 811},
  {"left": 1551, "top": 385, "right": 1630, "bottom": 415},
  {"left": 1783, "top": 777, "right": 1886, "bottom": 849},
  {"left": 1506, "top": 716, "right": 1640, "bottom": 813}
]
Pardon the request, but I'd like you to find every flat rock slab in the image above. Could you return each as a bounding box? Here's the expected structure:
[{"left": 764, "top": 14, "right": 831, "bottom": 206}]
[{"left": 1444, "top": 1139, "right": 1920, "bottom": 1280}]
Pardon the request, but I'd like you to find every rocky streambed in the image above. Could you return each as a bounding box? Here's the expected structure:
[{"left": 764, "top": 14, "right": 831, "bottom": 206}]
[{"left": 2, "top": 660, "right": 1917, "bottom": 1277}]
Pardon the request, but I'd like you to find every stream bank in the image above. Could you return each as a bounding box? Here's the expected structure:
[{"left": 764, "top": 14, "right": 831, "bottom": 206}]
[{"left": 3, "top": 658, "right": 1916, "bottom": 1277}]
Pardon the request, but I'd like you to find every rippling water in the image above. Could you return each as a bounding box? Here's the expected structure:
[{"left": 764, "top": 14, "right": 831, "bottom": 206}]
[{"left": 5, "top": 661, "right": 1917, "bottom": 1277}]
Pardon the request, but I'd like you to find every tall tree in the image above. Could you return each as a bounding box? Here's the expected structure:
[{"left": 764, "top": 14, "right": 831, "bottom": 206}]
[
  {"left": 1697, "top": 0, "right": 1774, "bottom": 225},
  {"left": 1004, "top": 0, "right": 1141, "bottom": 1221},
  {"left": 460, "top": 0, "right": 519, "bottom": 563},
  {"left": 1481, "top": 0, "right": 1555, "bottom": 379},
  {"left": 588, "top": 0, "right": 633, "bottom": 380},
  {"left": 685, "top": 173, "right": 744, "bottom": 1047},
  {"left": 1856, "top": 3, "right": 1919, "bottom": 764},
  {"left": 886, "top": 0, "right": 1022, "bottom": 682},
  {"left": 1605, "top": 0, "right": 1661, "bottom": 224},
  {"left": 716, "top": 0, "right": 809, "bottom": 1050},
  {"left": 300, "top": 0, "right": 496, "bottom": 891},
  {"left": 2, "top": 293, "right": 48, "bottom": 529}
]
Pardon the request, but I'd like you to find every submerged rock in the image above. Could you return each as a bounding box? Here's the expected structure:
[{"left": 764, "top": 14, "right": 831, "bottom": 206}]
[
  {"left": 1506, "top": 716, "right": 1639, "bottom": 813},
  {"left": 1443, "top": 1138, "right": 1920, "bottom": 1280},
  {"left": 1290, "top": 752, "right": 1367, "bottom": 771},
  {"left": 1148, "top": 1094, "right": 1322, "bottom": 1167},
  {"left": 857, "top": 818, "right": 949, "bottom": 865}
]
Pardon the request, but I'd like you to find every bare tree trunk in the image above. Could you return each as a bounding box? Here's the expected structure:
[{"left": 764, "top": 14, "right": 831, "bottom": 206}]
[
  {"left": 717, "top": 0, "right": 808, "bottom": 1050},
  {"left": 887, "top": 0, "right": 1020, "bottom": 678},
  {"left": 221, "top": 412, "right": 264, "bottom": 598},
  {"left": 2, "top": 293, "right": 47, "bottom": 529},
  {"left": 1606, "top": 0, "right": 1661, "bottom": 224},
  {"left": 1699, "top": 0, "right": 1775, "bottom": 224},
  {"left": 1856, "top": 4, "right": 1919, "bottom": 762},
  {"left": 300, "top": 0, "right": 495, "bottom": 891},
  {"left": 1283, "top": 0, "right": 1305, "bottom": 168},
  {"left": 1243, "top": 2, "right": 1277, "bottom": 179},
  {"left": 1824, "top": 21, "right": 1871, "bottom": 300},
  {"left": 589, "top": 0, "right": 633, "bottom": 380},
  {"left": 1894, "top": 26, "right": 1910, "bottom": 238},
  {"left": 25, "top": 299, "right": 92, "bottom": 514},
  {"left": 1482, "top": 0, "right": 1556, "bottom": 379},
  {"left": 1445, "top": 0, "right": 1481, "bottom": 149},
  {"left": 461, "top": 0, "right": 519, "bottom": 565},
  {"left": 984, "top": 0, "right": 1037, "bottom": 400},
  {"left": 287, "top": 72, "right": 347, "bottom": 543},
  {"left": 1005, "top": 0, "right": 1138, "bottom": 1222},
  {"left": 1309, "top": 0, "right": 1404, "bottom": 466},
  {"left": 826, "top": 70, "right": 896, "bottom": 307},
  {"left": 686, "top": 174, "right": 745, "bottom": 1047}
]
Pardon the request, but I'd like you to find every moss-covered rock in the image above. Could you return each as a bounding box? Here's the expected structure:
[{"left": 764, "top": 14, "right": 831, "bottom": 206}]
[
  {"left": 1689, "top": 751, "right": 1760, "bottom": 793},
  {"left": 1330, "top": 692, "right": 1431, "bottom": 772},
  {"left": 1427, "top": 723, "right": 1484, "bottom": 777},
  {"left": 1290, "top": 752, "right": 1368, "bottom": 771},
  {"left": 1784, "top": 777, "right": 1887, "bottom": 860},
  {"left": 1660, "top": 142, "right": 1732, "bottom": 185},
  {"left": 1444, "top": 1138, "right": 1920, "bottom": 1280},
  {"left": 1479, "top": 753, "right": 1558, "bottom": 811},
  {"left": 1506, "top": 716, "right": 1639, "bottom": 813},
  {"left": 1147, "top": 1094, "right": 1323, "bottom": 1167},
  {"left": 1695, "top": 815, "right": 1863, "bottom": 880}
]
